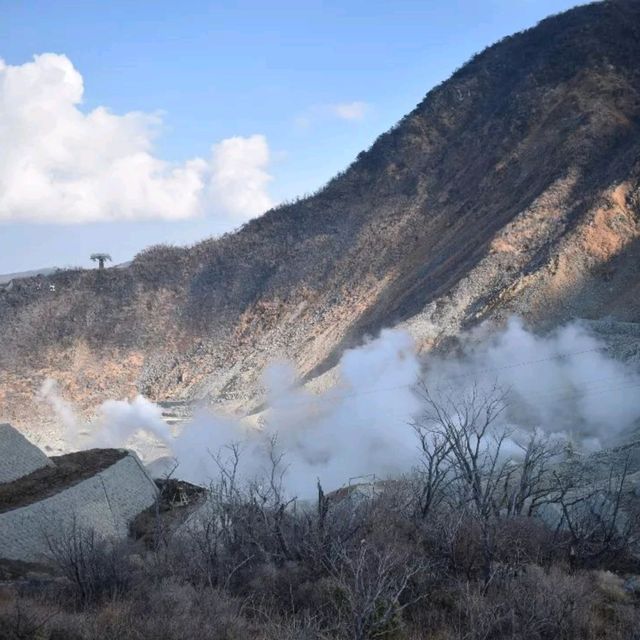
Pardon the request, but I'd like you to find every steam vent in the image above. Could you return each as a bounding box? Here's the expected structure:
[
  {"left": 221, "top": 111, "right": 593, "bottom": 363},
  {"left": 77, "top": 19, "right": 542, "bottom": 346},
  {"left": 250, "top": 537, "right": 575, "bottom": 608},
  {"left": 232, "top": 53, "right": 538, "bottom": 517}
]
[{"left": 0, "top": 424, "right": 158, "bottom": 563}]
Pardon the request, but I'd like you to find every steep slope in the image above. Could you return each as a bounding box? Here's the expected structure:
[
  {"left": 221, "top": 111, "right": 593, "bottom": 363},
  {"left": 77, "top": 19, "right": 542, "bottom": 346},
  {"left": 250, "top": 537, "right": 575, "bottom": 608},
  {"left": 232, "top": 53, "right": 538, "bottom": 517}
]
[{"left": 1, "top": 0, "right": 640, "bottom": 437}]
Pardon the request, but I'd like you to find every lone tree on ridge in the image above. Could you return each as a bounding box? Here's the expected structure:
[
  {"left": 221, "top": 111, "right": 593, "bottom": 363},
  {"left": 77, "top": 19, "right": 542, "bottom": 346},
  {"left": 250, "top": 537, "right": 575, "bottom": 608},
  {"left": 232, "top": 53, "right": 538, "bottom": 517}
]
[{"left": 90, "top": 253, "right": 112, "bottom": 270}]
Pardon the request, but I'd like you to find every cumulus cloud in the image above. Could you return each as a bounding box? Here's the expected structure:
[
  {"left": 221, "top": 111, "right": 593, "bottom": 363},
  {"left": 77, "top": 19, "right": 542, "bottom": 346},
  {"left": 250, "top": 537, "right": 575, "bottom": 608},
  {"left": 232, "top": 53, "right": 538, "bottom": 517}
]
[
  {"left": 208, "top": 135, "right": 273, "bottom": 220},
  {"left": 0, "top": 54, "right": 274, "bottom": 224}
]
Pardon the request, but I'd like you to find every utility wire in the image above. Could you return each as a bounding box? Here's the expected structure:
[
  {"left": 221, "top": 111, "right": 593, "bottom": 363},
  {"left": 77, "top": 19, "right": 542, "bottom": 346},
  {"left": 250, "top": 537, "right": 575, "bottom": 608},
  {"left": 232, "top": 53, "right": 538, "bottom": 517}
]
[
  {"left": 259, "top": 380, "right": 640, "bottom": 428},
  {"left": 261, "top": 345, "right": 631, "bottom": 409},
  {"left": 193, "top": 345, "right": 616, "bottom": 406}
]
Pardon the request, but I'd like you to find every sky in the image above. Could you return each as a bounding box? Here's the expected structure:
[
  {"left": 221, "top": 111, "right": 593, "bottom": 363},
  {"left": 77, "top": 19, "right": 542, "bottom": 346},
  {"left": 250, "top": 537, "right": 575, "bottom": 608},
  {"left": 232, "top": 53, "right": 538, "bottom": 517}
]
[{"left": 0, "top": 0, "right": 588, "bottom": 274}]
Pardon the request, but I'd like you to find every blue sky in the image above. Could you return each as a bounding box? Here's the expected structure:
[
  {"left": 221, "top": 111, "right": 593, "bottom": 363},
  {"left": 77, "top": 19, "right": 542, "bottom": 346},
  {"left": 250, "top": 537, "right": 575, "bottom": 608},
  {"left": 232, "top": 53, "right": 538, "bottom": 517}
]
[{"left": 0, "top": 0, "right": 587, "bottom": 273}]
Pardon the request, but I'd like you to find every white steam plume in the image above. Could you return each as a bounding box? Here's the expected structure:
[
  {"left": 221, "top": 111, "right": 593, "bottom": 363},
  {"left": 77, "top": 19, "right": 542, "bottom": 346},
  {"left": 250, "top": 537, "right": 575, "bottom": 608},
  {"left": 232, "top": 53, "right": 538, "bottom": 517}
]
[
  {"left": 426, "top": 318, "right": 640, "bottom": 449},
  {"left": 88, "top": 329, "right": 421, "bottom": 495},
  {"left": 38, "top": 378, "right": 82, "bottom": 446},
  {"left": 45, "top": 318, "right": 640, "bottom": 496}
]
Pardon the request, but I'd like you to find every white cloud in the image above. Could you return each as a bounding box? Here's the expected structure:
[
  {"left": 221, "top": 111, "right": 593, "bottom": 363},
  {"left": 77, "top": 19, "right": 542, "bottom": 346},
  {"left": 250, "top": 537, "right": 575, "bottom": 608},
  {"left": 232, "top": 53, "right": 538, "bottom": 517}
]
[
  {"left": 0, "top": 54, "right": 274, "bottom": 224},
  {"left": 294, "top": 101, "right": 369, "bottom": 129},
  {"left": 208, "top": 135, "right": 273, "bottom": 220},
  {"left": 329, "top": 101, "right": 368, "bottom": 121}
]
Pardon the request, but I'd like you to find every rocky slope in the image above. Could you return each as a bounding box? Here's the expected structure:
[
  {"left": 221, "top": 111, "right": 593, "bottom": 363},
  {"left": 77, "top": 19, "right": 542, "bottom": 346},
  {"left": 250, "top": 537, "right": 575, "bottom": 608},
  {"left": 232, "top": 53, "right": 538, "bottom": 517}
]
[{"left": 1, "top": 0, "right": 640, "bottom": 437}]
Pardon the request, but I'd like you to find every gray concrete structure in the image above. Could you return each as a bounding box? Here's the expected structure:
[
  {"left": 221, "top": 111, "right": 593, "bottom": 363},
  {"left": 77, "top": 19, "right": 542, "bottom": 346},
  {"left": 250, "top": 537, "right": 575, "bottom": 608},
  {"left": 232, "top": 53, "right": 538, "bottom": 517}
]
[
  {"left": 0, "top": 423, "right": 53, "bottom": 484},
  {"left": 0, "top": 452, "right": 158, "bottom": 562}
]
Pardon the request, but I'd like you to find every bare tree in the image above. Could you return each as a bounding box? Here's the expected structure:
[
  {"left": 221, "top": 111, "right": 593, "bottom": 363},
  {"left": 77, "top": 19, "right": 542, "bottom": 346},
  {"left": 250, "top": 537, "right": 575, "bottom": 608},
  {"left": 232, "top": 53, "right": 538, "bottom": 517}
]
[
  {"left": 417, "top": 383, "right": 513, "bottom": 582},
  {"left": 182, "top": 437, "right": 301, "bottom": 589},
  {"left": 419, "top": 384, "right": 509, "bottom": 512},
  {"left": 553, "top": 452, "right": 640, "bottom": 565},
  {"left": 411, "top": 396, "right": 453, "bottom": 520},
  {"left": 181, "top": 443, "right": 250, "bottom": 589},
  {"left": 328, "top": 540, "right": 427, "bottom": 640},
  {"left": 415, "top": 383, "right": 571, "bottom": 583},
  {"left": 246, "top": 435, "right": 298, "bottom": 563},
  {"left": 504, "top": 431, "right": 564, "bottom": 517},
  {"left": 44, "top": 515, "right": 133, "bottom": 604}
]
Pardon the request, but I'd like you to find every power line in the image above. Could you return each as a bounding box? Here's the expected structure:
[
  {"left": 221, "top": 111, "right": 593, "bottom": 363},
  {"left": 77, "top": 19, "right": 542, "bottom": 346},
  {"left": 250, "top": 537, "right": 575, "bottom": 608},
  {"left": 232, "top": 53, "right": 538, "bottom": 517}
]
[
  {"left": 258, "top": 379, "right": 640, "bottom": 428},
  {"left": 260, "top": 345, "right": 624, "bottom": 409},
  {"left": 199, "top": 345, "right": 615, "bottom": 406},
  {"left": 248, "top": 380, "right": 640, "bottom": 447},
  {"left": 505, "top": 378, "right": 640, "bottom": 404}
]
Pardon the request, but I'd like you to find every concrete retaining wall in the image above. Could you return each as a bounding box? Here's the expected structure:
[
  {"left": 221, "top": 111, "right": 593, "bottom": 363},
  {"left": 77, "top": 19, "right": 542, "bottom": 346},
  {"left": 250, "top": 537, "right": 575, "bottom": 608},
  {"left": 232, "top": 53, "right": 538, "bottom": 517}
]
[
  {"left": 0, "top": 452, "right": 158, "bottom": 562},
  {"left": 0, "top": 423, "right": 53, "bottom": 484}
]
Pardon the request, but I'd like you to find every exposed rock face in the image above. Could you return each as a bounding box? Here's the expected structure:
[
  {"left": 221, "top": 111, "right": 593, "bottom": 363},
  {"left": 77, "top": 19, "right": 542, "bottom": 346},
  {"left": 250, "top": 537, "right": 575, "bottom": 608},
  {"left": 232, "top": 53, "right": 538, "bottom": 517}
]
[
  {"left": 1, "top": 0, "right": 640, "bottom": 436},
  {"left": 0, "top": 424, "right": 53, "bottom": 484}
]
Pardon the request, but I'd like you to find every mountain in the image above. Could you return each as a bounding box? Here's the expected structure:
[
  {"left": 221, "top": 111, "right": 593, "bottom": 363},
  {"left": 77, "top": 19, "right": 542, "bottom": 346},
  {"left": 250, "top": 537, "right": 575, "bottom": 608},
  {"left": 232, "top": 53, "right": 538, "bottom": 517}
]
[
  {"left": 0, "top": 267, "right": 57, "bottom": 285},
  {"left": 1, "top": 0, "right": 640, "bottom": 437}
]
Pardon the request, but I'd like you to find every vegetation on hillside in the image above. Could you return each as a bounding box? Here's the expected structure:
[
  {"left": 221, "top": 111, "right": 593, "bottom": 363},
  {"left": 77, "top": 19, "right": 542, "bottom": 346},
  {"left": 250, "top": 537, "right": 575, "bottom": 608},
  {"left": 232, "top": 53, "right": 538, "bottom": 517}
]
[{"left": 2, "top": 387, "right": 640, "bottom": 639}]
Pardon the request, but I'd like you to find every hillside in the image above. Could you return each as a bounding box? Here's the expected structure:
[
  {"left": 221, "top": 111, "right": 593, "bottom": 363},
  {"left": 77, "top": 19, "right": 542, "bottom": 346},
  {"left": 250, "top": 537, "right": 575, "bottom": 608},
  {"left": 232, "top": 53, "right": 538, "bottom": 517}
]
[
  {"left": 1, "top": 0, "right": 640, "bottom": 436},
  {"left": 0, "top": 267, "right": 57, "bottom": 285}
]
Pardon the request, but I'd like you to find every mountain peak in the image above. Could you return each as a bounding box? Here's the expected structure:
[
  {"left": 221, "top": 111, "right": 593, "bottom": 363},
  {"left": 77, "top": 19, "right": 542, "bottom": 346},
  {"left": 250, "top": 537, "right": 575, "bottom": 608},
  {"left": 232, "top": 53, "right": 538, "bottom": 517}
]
[{"left": 1, "top": 0, "right": 639, "bottom": 439}]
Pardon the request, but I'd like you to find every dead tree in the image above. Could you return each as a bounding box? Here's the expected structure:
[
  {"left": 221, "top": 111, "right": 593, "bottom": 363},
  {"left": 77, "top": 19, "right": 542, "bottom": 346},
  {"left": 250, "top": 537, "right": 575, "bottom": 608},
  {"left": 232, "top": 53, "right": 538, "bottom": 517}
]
[
  {"left": 44, "top": 515, "right": 132, "bottom": 604},
  {"left": 553, "top": 452, "right": 640, "bottom": 565},
  {"left": 411, "top": 400, "right": 453, "bottom": 520},
  {"left": 327, "top": 540, "right": 427, "bottom": 640},
  {"left": 504, "top": 431, "right": 564, "bottom": 518},
  {"left": 416, "top": 383, "right": 512, "bottom": 583}
]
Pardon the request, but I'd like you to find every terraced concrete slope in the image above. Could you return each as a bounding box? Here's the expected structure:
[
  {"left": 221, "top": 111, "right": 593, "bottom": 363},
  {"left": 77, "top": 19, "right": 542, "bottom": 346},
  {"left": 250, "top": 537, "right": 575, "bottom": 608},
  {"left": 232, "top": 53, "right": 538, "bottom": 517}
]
[
  {"left": 0, "top": 448, "right": 158, "bottom": 562},
  {"left": 0, "top": 423, "right": 53, "bottom": 484},
  {"left": 1, "top": 0, "right": 639, "bottom": 435}
]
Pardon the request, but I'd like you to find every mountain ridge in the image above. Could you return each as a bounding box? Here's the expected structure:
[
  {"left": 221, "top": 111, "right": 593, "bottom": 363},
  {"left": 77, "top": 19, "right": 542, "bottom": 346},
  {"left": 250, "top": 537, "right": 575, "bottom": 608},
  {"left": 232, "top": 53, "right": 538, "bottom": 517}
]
[{"left": 1, "top": 0, "right": 640, "bottom": 439}]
